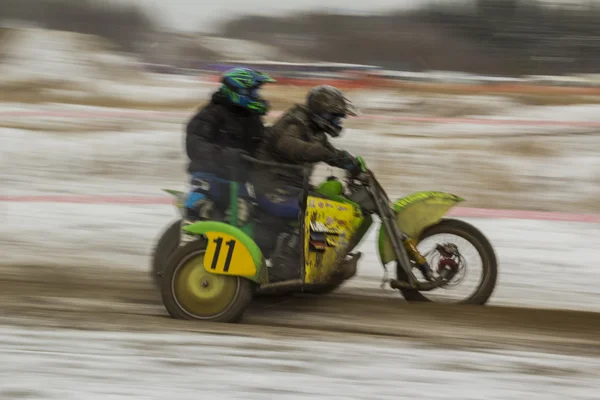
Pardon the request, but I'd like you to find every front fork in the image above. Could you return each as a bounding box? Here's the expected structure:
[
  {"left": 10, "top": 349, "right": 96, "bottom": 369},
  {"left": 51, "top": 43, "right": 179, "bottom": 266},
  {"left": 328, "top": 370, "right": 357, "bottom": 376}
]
[
  {"left": 368, "top": 184, "right": 433, "bottom": 287},
  {"left": 385, "top": 221, "right": 434, "bottom": 285},
  {"left": 403, "top": 237, "right": 435, "bottom": 281}
]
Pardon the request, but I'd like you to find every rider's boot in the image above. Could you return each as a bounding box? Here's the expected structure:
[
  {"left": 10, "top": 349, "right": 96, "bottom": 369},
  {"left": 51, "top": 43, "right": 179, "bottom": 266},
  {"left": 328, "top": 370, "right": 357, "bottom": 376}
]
[{"left": 267, "top": 229, "right": 302, "bottom": 283}]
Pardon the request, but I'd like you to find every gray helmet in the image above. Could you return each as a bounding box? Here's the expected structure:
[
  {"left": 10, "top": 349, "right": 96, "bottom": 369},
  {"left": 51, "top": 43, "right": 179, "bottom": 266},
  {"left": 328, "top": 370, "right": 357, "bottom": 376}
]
[{"left": 306, "top": 85, "right": 358, "bottom": 137}]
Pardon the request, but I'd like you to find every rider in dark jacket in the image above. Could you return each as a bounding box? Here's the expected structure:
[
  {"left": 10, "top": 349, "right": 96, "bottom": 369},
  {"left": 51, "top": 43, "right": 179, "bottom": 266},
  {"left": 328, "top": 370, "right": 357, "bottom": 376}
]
[
  {"left": 255, "top": 85, "right": 364, "bottom": 218},
  {"left": 184, "top": 67, "right": 275, "bottom": 222}
]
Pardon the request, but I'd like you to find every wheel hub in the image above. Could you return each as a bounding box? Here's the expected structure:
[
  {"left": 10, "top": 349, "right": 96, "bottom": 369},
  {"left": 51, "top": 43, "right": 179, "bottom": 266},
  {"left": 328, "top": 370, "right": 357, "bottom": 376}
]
[
  {"left": 437, "top": 258, "right": 459, "bottom": 280},
  {"left": 186, "top": 266, "right": 226, "bottom": 300}
]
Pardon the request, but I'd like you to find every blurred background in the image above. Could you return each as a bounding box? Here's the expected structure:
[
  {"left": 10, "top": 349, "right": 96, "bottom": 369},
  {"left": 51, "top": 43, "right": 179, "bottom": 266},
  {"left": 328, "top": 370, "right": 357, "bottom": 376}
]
[
  {"left": 1, "top": 0, "right": 599, "bottom": 211},
  {"left": 1, "top": 1, "right": 599, "bottom": 399},
  {"left": 4, "top": 0, "right": 600, "bottom": 75}
]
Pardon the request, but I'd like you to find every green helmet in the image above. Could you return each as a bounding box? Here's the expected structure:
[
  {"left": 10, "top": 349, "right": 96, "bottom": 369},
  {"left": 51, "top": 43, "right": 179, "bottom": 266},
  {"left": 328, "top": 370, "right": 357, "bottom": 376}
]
[{"left": 220, "top": 67, "right": 276, "bottom": 115}]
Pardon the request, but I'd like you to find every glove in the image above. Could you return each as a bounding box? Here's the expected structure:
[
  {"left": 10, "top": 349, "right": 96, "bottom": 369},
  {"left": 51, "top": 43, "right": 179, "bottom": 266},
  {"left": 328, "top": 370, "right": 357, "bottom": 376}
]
[
  {"left": 334, "top": 150, "right": 353, "bottom": 168},
  {"left": 336, "top": 150, "right": 365, "bottom": 175},
  {"left": 355, "top": 155, "right": 367, "bottom": 173}
]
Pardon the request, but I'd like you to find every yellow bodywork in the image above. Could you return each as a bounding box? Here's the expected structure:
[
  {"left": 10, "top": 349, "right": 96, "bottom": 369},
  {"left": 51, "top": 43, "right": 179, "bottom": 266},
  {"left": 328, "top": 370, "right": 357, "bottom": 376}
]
[{"left": 303, "top": 196, "right": 363, "bottom": 284}]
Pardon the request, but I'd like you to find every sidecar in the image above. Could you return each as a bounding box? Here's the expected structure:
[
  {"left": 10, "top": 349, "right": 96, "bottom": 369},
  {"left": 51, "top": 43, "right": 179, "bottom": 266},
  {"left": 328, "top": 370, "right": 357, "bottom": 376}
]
[{"left": 158, "top": 158, "right": 372, "bottom": 323}]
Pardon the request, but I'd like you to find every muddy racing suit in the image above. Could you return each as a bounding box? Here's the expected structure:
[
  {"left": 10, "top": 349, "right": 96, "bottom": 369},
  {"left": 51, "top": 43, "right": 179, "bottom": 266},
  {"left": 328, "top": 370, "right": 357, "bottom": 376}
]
[
  {"left": 255, "top": 104, "right": 361, "bottom": 218},
  {"left": 254, "top": 104, "right": 362, "bottom": 281}
]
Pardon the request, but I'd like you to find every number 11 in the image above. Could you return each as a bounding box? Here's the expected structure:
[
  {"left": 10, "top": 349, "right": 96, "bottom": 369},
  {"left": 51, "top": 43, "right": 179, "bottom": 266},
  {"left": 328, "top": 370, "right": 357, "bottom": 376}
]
[{"left": 210, "top": 237, "right": 236, "bottom": 272}]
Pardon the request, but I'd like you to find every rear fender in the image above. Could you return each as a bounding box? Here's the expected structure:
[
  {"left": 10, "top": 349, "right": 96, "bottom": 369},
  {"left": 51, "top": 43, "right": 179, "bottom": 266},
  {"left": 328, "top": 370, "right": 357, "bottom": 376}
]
[
  {"left": 182, "top": 221, "right": 267, "bottom": 284},
  {"left": 163, "top": 189, "right": 186, "bottom": 218},
  {"left": 162, "top": 189, "right": 185, "bottom": 209},
  {"left": 378, "top": 191, "right": 464, "bottom": 265}
]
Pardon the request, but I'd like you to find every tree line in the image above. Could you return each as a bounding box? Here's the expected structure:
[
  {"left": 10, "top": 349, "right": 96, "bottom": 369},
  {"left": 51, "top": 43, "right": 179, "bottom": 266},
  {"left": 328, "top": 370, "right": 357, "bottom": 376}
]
[
  {"left": 0, "top": 0, "right": 156, "bottom": 54},
  {"left": 219, "top": 0, "right": 600, "bottom": 75},
  {"left": 2, "top": 0, "right": 599, "bottom": 75}
]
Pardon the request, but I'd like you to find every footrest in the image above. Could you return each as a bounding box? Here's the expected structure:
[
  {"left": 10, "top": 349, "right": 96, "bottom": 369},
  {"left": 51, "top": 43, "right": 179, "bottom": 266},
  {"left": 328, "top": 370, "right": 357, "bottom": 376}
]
[{"left": 336, "top": 252, "right": 362, "bottom": 280}]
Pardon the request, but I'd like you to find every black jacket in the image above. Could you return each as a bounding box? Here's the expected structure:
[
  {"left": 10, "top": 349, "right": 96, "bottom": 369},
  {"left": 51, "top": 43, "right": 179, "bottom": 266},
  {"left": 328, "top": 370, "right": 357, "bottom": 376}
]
[{"left": 186, "top": 91, "right": 266, "bottom": 176}]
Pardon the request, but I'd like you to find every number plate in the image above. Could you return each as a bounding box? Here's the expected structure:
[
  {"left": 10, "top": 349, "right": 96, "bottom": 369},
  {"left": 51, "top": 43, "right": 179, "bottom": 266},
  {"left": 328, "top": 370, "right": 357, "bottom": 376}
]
[{"left": 203, "top": 232, "right": 256, "bottom": 276}]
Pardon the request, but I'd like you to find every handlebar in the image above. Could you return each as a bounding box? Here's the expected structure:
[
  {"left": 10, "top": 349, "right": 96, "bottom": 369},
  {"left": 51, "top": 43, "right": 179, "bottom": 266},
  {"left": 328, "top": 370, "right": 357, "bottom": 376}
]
[{"left": 345, "top": 168, "right": 372, "bottom": 184}]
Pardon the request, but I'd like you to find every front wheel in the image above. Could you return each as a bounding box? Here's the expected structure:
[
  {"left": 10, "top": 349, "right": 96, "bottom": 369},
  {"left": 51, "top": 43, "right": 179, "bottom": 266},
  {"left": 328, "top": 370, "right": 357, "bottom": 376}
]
[
  {"left": 160, "top": 239, "right": 254, "bottom": 323},
  {"left": 397, "top": 218, "right": 498, "bottom": 305}
]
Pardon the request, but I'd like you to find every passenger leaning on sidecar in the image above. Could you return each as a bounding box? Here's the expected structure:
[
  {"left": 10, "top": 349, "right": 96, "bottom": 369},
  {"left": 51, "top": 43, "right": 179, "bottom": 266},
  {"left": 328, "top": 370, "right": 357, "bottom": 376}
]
[
  {"left": 184, "top": 67, "right": 276, "bottom": 221},
  {"left": 255, "top": 84, "right": 365, "bottom": 220}
]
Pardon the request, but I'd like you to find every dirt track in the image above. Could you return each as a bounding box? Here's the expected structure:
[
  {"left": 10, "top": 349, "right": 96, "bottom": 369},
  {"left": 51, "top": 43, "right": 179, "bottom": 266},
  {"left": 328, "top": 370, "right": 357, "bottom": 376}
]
[{"left": 2, "top": 264, "right": 599, "bottom": 358}]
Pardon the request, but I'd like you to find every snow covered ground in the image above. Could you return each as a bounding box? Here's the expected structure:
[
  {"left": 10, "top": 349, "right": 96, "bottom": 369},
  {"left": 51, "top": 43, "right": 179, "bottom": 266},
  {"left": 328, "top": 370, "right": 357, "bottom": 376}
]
[
  {"left": 0, "top": 69, "right": 599, "bottom": 400},
  {"left": 1, "top": 326, "right": 599, "bottom": 400},
  {"left": 2, "top": 27, "right": 600, "bottom": 399},
  {"left": 1, "top": 100, "right": 598, "bottom": 212}
]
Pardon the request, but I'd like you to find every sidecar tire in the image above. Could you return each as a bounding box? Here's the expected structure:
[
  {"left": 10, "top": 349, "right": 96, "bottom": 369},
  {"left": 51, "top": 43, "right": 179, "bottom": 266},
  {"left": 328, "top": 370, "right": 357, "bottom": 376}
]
[
  {"left": 151, "top": 219, "right": 182, "bottom": 287},
  {"left": 160, "top": 239, "right": 254, "bottom": 323}
]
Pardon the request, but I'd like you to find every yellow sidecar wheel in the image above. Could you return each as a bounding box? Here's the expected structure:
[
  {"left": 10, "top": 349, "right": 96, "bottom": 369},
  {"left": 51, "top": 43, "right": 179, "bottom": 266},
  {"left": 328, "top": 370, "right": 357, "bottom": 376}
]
[{"left": 160, "top": 239, "right": 254, "bottom": 323}]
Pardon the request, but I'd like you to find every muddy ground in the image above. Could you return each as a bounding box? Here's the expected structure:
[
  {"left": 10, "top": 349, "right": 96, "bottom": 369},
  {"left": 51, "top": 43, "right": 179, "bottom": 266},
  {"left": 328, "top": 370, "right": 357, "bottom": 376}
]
[{"left": 2, "top": 264, "right": 599, "bottom": 359}]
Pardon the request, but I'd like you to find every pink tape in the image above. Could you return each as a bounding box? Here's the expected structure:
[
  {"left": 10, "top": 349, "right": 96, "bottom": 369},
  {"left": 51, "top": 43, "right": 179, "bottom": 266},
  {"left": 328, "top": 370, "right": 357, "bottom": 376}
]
[{"left": 1, "top": 110, "right": 599, "bottom": 127}]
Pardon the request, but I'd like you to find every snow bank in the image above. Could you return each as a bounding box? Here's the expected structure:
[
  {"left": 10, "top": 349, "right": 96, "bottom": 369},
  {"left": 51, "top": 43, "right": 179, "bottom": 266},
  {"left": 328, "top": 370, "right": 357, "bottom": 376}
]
[
  {"left": 0, "top": 28, "right": 140, "bottom": 85},
  {"left": 198, "top": 36, "right": 288, "bottom": 61},
  {"left": 0, "top": 28, "right": 217, "bottom": 104}
]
